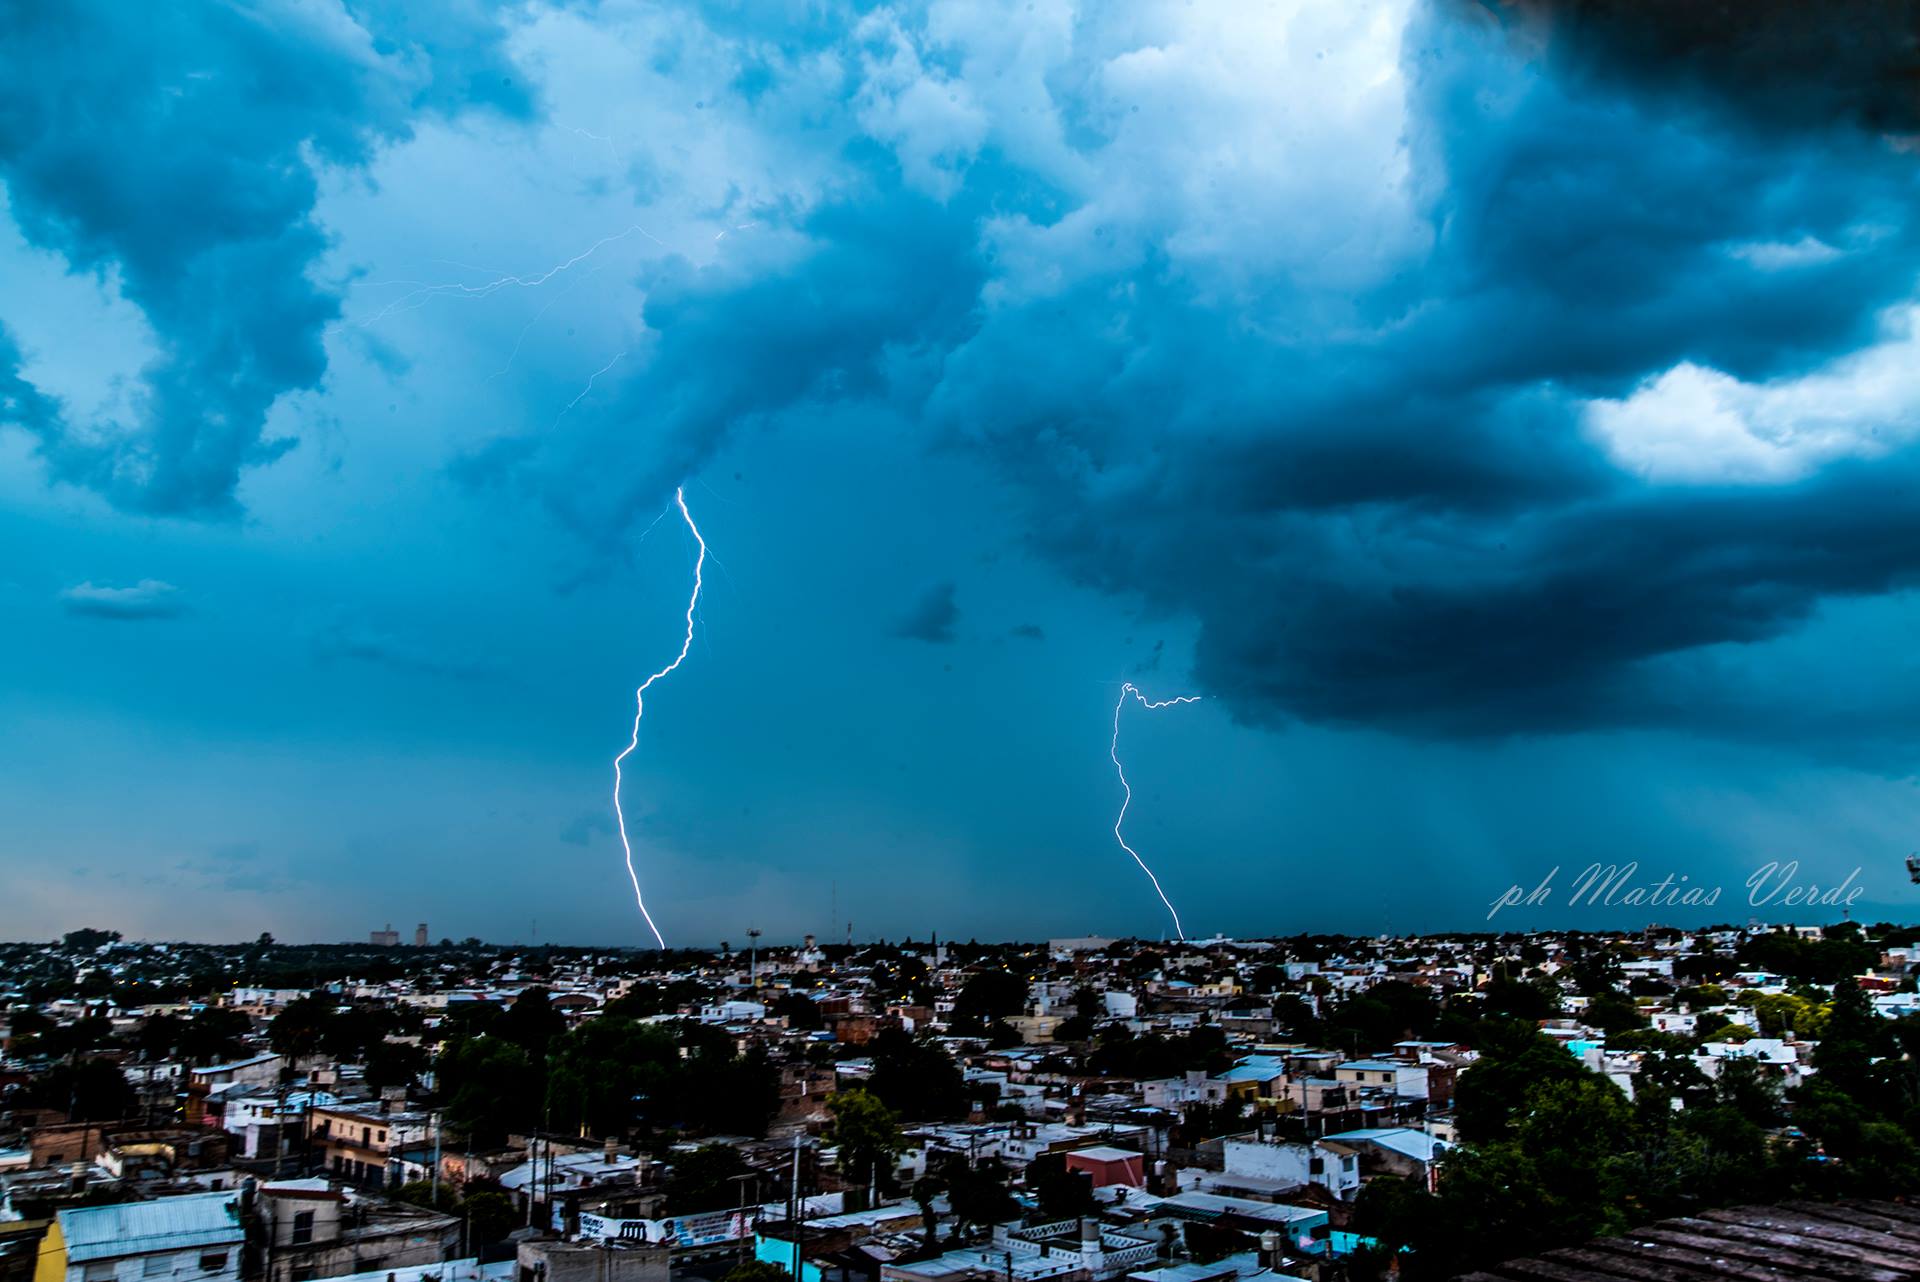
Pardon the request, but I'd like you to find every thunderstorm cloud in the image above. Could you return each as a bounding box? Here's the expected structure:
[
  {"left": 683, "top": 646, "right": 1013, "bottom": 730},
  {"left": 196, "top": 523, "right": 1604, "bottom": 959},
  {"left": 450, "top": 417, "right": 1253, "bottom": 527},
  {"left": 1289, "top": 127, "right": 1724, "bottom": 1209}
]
[{"left": 8, "top": 0, "right": 1920, "bottom": 940}]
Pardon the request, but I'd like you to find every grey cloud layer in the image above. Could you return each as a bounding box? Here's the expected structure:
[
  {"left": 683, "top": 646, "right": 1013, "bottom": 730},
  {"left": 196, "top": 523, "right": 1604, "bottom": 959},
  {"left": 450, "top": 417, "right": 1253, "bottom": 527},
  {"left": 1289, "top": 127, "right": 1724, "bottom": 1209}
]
[
  {"left": 0, "top": 0, "right": 531, "bottom": 515},
  {"left": 10, "top": 0, "right": 1920, "bottom": 757}
]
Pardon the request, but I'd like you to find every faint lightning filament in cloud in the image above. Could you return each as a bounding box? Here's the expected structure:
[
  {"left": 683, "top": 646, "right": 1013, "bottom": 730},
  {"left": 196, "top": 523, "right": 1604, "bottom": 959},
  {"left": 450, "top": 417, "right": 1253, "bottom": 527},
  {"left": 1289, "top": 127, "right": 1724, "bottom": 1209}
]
[
  {"left": 613, "top": 487, "right": 707, "bottom": 949},
  {"left": 337, "top": 224, "right": 665, "bottom": 333},
  {"left": 558, "top": 351, "right": 627, "bottom": 422},
  {"left": 1111, "top": 682, "right": 1200, "bottom": 941}
]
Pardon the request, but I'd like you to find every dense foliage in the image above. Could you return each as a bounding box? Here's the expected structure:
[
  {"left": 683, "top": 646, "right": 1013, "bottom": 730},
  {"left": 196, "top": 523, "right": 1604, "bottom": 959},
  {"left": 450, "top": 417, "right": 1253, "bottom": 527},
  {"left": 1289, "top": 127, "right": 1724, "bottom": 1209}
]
[{"left": 1354, "top": 992, "right": 1920, "bottom": 1279}]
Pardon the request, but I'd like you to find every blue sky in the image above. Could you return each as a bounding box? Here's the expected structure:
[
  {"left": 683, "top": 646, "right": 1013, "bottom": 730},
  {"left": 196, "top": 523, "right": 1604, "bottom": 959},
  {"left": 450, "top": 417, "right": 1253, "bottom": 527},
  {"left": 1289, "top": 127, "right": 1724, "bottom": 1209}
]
[{"left": 5, "top": 0, "right": 1920, "bottom": 945}]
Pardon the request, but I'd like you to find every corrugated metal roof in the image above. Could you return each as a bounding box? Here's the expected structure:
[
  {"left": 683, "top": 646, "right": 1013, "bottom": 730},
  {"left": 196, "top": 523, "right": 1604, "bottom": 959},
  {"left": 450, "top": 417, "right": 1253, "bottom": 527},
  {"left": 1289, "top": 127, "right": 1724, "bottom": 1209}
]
[
  {"left": 1455, "top": 1200, "right": 1920, "bottom": 1281},
  {"left": 1322, "top": 1127, "right": 1448, "bottom": 1162},
  {"left": 59, "top": 1192, "right": 242, "bottom": 1262}
]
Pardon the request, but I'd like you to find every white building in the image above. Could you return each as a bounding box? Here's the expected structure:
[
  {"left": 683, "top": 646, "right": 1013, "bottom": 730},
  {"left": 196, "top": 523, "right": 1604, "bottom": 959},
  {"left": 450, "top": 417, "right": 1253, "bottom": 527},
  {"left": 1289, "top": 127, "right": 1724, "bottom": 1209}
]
[
  {"left": 1219, "top": 1137, "right": 1361, "bottom": 1200},
  {"left": 1141, "top": 1072, "right": 1228, "bottom": 1110},
  {"left": 1333, "top": 1060, "right": 1428, "bottom": 1100},
  {"left": 697, "top": 1000, "right": 767, "bottom": 1024}
]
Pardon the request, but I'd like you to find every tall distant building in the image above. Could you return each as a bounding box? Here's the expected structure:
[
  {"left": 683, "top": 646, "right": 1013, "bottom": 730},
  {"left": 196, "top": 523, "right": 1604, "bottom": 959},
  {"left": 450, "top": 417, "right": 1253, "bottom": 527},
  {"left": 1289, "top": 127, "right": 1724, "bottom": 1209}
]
[
  {"left": 371, "top": 923, "right": 401, "bottom": 947},
  {"left": 414, "top": 922, "right": 429, "bottom": 948}
]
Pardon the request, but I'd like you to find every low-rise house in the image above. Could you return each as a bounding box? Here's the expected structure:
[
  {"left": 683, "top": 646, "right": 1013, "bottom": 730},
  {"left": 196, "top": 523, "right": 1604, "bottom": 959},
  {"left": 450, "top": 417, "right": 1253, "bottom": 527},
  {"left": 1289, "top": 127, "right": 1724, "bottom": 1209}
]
[
  {"left": 1218, "top": 1137, "right": 1359, "bottom": 1201},
  {"left": 516, "top": 1237, "right": 666, "bottom": 1282},
  {"left": 1318, "top": 1128, "right": 1447, "bottom": 1185},
  {"left": 1062, "top": 1147, "right": 1146, "bottom": 1190},
  {"left": 257, "top": 1179, "right": 460, "bottom": 1282},
  {"left": 222, "top": 1092, "right": 338, "bottom": 1161},
  {"left": 95, "top": 1130, "right": 233, "bottom": 1183},
  {"left": 1140, "top": 1074, "right": 1226, "bottom": 1111},
  {"left": 54, "top": 1190, "right": 243, "bottom": 1282},
  {"left": 306, "top": 1104, "right": 431, "bottom": 1189},
  {"left": 186, "top": 1056, "right": 283, "bottom": 1125}
]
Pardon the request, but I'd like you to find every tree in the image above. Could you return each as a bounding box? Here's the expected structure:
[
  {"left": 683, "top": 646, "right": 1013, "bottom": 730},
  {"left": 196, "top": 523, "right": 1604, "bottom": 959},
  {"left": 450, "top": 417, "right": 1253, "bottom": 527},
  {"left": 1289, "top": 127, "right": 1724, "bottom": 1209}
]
[
  {"left": 1321, "top": 980, "right": 1439, "bottom": 1051},
  {"left": 496, "top": 987, "right": 566, "bottom": 1060},
  {"left": 699, "top": 1043, "right": 781, "bottom": 1137},
  {"left": 828, "top": 1089, "right": 904, "bottom": 1195},
  {"left": 62, "top": 929, "right": 121, "bottom": 950},
  {"left": 462, "top": 1190, "right": 516, "bottom": 1247},
  {"left": 664, "top": 1145, "right": 752, "bottom": 1215},
  {"left": 866, "top": 1030, "right": 969, "bottom": 1121},
  {"left": 910, "top": 1171, "right": 948, "bottom": 1251},
  {"left": 133, "top": 1013, "right": 182, "bottom": 1062},
  {"left": 769, "top": 992, "right": 824, "bottom": 1031},
  {"left": 1027, "top": 1153, "right": 1095, "bottom": 1219},
  {"left": 1271, "top": 994, "right": 1318, "bottom": 1037},
  {"left": 364, "top": 1038, "right": 428, "bottom": 1093},
  {"left": 1451, "top": 1020, "right": 1586, "bottom": 1142},
  {"left": 1479, "top": 975, "right": 1558, "bottom": 1022},
  {"left": 1351, "top": 1175, "right": 1438, "bottom": 1257},
  {"left": 28, "top": 1016, "right": 113, "bottom": 1059},
  {"left": 1583, "top": 992, "right": 1647, "bottom": 1037},
  {"left": 941, "top": 1156, "right": 1017, "bottom": 1238},
  {"left": 28, "top": 1058, "right": 137, "bottom": 1122},
  {"left": 1178, "top": 1098, "right": 1248, "bottom": 1143},
  {"left": 392, "top": 1180, "right": 457, "bottom": 1212},
  {"left": 952, "top": 970, "right": 1029, "bottom": 1032},
  {"left": 268, "top": 992, "right": 336, "bottom": 1060},
  {"left": 721, "top": 1263, "right": 790, "bottom": 1282},
  {"left": 439, "top": 1035, "right": 539, "bottom": 1146},
  {"left": 176, "top": 1008, "right": 251, "bottom": 1065}
]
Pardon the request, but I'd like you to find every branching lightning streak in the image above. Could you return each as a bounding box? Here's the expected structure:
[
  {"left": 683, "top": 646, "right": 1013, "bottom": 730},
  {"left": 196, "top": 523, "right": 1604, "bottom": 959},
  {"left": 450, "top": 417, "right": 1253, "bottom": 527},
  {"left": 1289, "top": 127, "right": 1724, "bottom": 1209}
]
[
  {"left": 613, "top": 487, "right": 707, "bottom": 949},
  {"left": 1111, "top": 682, "right": 1201, "bottom": 941},
  {"left": 336, "top": 224, "right": 665, "bottom": 334},
  {"left": 558, "top": 351, "right": 627, "bottom": 421}
]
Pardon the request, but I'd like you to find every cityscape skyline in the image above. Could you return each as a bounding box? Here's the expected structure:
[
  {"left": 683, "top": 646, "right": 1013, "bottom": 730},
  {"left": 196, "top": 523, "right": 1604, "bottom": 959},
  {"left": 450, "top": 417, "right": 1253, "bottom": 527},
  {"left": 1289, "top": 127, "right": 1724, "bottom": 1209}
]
[{"left": 6, "top": 6, "right": 1920, "bottom": 1279}]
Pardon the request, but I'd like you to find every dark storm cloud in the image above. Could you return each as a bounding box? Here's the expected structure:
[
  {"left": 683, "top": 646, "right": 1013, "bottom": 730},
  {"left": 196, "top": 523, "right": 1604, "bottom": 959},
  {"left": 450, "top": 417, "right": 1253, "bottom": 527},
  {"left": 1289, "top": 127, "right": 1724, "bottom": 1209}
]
[
  {"left": 894, "top": 581, "right": 960, "bottom": 644},
  {"left": 1187, "top": 455, "right": 1920, "bottom": 737},
  {"left": 1484, "top": 0, "right": 1920, "bottom": 136},
  {"left": 0, "top": 325, "right": 61, "bottom": 440},
  {"left": 470, "top": 0, "right": 1920, "bottom": 755},
  {"left": 35, "top": 0, "right": 1909, "bottom": 758},
  {"left": 0, "top": 1, "right": 531, "bottom": 516},
  {"left": 458, "top": 188, "right": 987, "bottom": 543}
]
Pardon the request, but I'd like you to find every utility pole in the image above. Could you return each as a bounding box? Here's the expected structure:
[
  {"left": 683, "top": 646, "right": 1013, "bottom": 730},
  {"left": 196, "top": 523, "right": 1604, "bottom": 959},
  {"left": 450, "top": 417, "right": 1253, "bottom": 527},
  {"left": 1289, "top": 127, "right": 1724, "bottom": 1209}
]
[
  {"left": 525, "top": 1133, "right": 538, "bottom": 1228},
  {"left": 789, "top": 1134, "right": 802, "bottom": 1278}
]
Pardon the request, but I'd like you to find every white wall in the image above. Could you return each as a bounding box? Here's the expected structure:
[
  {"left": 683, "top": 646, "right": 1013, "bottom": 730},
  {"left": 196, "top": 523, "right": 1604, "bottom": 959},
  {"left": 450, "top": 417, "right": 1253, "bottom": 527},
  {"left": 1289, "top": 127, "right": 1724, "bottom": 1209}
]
[{"left": 69, "top": 1246, "right": 241, "bottom": 1282}]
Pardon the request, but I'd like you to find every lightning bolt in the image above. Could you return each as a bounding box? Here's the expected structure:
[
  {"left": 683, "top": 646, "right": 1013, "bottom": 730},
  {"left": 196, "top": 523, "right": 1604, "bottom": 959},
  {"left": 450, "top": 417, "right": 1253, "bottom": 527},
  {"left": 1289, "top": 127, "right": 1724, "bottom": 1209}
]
[
  {"left": 1111, "top": 682, "right": 1201, "bottom": 941},
  {"left": 336, "top": 224, "right": 665, "bottom": 334},
  {"left": 613, "top": 486, "right": 708, "bottom": 949}
]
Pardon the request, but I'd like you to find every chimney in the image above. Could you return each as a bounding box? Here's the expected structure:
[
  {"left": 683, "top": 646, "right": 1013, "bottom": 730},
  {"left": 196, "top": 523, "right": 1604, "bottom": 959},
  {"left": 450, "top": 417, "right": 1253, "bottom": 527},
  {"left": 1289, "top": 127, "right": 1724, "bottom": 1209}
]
[
  {"left": 603, "top": 1138, "right": 617, "bottom": 1165},
  {"left": 69, "top": 1161, "right": 88, "bottom": 1193}
]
